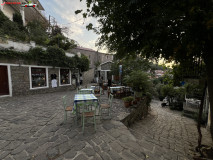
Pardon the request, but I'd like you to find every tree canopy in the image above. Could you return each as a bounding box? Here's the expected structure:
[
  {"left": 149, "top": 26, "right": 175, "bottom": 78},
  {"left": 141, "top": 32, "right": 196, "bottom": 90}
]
[
  {"left": 111, "top": 56, "right": 151, "bottom": 77},
  {"left": 76, "top": 0, "right": 213, "bottom": 63}
]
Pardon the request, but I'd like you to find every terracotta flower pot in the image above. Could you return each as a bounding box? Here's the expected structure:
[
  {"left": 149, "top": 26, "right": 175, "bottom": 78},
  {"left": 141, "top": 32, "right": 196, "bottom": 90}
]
[
  {"left": 124, "top": 101, "right": 130, "bottom": 108},
  {"left": 136, "top": 97, "right": 140, "bottom": 101},
  {"left": 133, "top": 100, "right": 137, "bottom": 105}
]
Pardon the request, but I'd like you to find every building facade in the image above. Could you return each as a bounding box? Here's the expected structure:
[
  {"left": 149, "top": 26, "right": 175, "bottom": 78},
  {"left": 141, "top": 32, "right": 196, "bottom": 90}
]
[
  {"left": 96, "top": 61, "right": 113, "bottom": 82},
  {"left": 0, "top": 63, "right": 75, "bottom": 97},
  {"left": 0, "top": 0, "right": 47, "bottom": 25},
  {"left": 0, "top": 38, "right": 77, "bottom": 98},
  {"left": 70, "top": 47, "right": 114, "bottom": 84}
]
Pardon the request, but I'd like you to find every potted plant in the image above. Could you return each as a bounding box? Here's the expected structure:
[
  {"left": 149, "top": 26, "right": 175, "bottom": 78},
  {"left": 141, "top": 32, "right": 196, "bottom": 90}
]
[
  {"left": 122, "top": 96, "right": 134, "bottom": 108},
  {"left": 135, "top": 91, "right": 143, "bottom": 101},
  {"left": 123, "top": 70, "right": 153, "bottom": 101},
  {"left": 133, "top": 98, "right": 137, "bottom": 104}
]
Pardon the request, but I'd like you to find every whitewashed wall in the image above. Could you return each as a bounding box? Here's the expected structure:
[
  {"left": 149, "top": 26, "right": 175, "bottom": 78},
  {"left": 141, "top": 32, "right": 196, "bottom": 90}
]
[
  {"left": 0, "top": 39, "right": 75, "bottom": 57},
  {"left": 1, "top": 3, "right": 16, "bottom": 21}
]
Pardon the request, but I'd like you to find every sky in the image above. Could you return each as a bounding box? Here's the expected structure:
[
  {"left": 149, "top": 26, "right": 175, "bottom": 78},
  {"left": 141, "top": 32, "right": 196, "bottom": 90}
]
[{"left": 39, "top": 0, "right": 106, "bottom": 52}]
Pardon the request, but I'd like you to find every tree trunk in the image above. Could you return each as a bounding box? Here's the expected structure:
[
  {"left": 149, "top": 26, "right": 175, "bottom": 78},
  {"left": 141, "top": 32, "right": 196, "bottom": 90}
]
[
  {"left": 205, "top": 54, "right": 213, "bottom": 139},
  {"left": 196, "top": 81, "right": 207, "bottom": 151}
]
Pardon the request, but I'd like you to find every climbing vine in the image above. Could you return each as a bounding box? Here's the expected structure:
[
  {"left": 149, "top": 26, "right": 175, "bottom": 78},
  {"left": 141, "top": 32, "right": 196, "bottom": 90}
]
[{"left": 0, "top": 46, "right": 90, "bottom": 72}]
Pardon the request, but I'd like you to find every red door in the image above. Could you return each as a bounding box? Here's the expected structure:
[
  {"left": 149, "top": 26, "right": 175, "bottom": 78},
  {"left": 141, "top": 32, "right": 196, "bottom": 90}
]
[{"left": 0, "top": 66, "right": 9, "bottom": 95}]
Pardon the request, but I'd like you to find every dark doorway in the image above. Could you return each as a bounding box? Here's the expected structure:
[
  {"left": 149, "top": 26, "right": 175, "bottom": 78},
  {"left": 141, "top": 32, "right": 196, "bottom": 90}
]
[{"left": 0, "top": 66, "right": 9, "bottom": 95}]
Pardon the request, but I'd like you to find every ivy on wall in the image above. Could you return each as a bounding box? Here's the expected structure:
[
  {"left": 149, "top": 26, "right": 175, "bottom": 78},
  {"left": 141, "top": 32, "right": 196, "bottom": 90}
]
[{"left": 0, "top": 46, "right": 90, "bottom": 72}]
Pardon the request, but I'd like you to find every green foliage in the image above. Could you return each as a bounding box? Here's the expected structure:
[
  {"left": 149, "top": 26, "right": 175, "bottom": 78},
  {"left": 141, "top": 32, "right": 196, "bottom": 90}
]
[
  {"left": 184, "top": 83, "right": 203, "bottom": 100},
  {"left": 0, "top": 11, "right": 8, "bottom": 24},
  {"left": 0, "top": 11, "right": 28, "bottom": 41},
  {"left": 0, "top": 48, "right": 30, "bottom": 60},
  {"left": 161, "top": 85, "right": 175, "bottom": 98},
  {"left": 0, "top": 47, "right": 90, "bottom": 72},
  {"left": 46, "top": 46, "right": 66, "bottom": 67},
  {"left": 153, "top": 77, "right": 163, "bottom": 86},
  {"left": 27, "top": 20, "right": 49, "bottom": 45},
  {"left": 111, "top": 56, "right": 151, "bottom": 77},
  {"left": 155, "top": 83, "right": 164, "bottom": 100},
  {"left": 51, "top": 25, "right": 62, "bottom": 36},
  {"left": 0, "top": 11, "right": 79, "bottom": 49},
  {"left": 13, "top": 12, "right": 23, "bottom": 26},
  {"left": 77, "top": 0, "right": 212, "bottom": 64},
  {"left": 172, "top": 63, "right": 206, "bottom": 86},
  {"left": 162, "top": 70, "right": 173, "bottom": 85},
  {"left": 123, "top": 70, "right": 153, "bottom": 94},
  {"left": 94, "top": 61, "right": 101, "bottom": 68},
  {"left": 28, "top": 47, "right": 46, "bottom": 63},
  {"left": 47, "top": 34, "right": 77, "bottom": 50},
  {"left": 122, "top": 96, "right": 134, "bottom": 102},
  {"left": 74, "top": 54, "right": 90, "bottom": 72},
  {"left": 174, "top": 87, "right": 186, "bottom": 102}
]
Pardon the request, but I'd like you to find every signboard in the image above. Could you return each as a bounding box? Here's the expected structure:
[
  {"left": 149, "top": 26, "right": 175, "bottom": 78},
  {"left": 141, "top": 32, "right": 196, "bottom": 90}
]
[
  {"left": 119, "top": 65, "right": 122, "bottom": 85},
  {"left": 119, "top": 65, "right": 122, "bottom": 73}
]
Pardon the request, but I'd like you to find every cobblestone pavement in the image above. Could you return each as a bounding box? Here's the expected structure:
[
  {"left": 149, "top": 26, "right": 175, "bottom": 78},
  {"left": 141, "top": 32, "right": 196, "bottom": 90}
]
[
  {"left": 0, "top": 89, "right": 142, "bottom": 160},
  {"left": 130, "top": 99, "right": 213, "bottom": 160},
  {"left": 0, "top": 89, "right": 212, "bottom": 160}
]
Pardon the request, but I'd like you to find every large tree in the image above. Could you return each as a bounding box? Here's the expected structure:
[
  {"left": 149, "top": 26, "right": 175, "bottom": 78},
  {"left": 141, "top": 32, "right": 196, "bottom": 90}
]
[{"left": 76, "top": 0, "right": 213, "bottom": 137}]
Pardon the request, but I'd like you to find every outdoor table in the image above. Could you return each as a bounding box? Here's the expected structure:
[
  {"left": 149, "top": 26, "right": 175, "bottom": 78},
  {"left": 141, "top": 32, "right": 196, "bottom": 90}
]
[
  {"left": 90, "top": 86, "right": 96, "bottom": 90},
  {"left": 110, "top": 86, "right": 125, "bottom": 93},
  {"left": 73, "top": 94, "right": 98, "bottom": 123},
  {"left": 80, "top": 88, "right": 94, "bottom": 93}
]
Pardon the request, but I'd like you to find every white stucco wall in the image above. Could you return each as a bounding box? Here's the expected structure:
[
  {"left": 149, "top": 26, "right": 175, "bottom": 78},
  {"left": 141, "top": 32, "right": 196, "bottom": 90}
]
[
  {"left": 65, "top": 53, "right": 75, "bottom": 57},
  {"left": 2, "top": 3, "right": 16, "bottom": 21},
  {"left": 0, "top": 39, "right": 75, "bottom": 57},
  {"left": 0, "top": 39, "right": 32, "bottom": 51}
]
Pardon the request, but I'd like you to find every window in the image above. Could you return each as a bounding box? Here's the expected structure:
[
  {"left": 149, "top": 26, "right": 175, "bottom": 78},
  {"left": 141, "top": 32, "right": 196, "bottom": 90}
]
[
  {"left": 31, "top": 67, "right": 47, "bottom": 88},
  {"left": 60, "top": 69, "right": 70, "bottom": 85}
]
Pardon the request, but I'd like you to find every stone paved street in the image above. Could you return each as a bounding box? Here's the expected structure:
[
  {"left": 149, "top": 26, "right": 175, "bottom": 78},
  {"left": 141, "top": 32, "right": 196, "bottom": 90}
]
[
  {"left": 0, "top": 89, "right": 212, "bottom": 160},
  {"left": 130, "top": 100, "right": 213, "bottom": 160}
]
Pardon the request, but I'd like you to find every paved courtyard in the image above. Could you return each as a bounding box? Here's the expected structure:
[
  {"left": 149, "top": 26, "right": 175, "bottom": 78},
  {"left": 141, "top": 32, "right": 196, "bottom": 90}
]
[{"left": 0, "top": 89, "right": 212, "bottom": 160}]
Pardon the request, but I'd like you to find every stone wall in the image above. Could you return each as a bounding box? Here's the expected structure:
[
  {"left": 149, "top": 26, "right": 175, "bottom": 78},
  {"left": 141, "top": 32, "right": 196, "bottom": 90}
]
[
  {"left": 99, "top": 53, "right": 113, "bottom": 64},
  {"left": 70, "top": 47, "right": 114, "bottom": 69},
  {"left": 121, "top": 97, "right": 150, "bottom": 127},
  {"left": 11, "top": 66, "right": 30, "bottom": 96},
  {"left": 71, "top": 48, "right": 97, "bottom": 68},
  {"left": 101, "top": 62, "right": 112, "bottom": 70},
  {"left": 82, "top": 68, "right": 95, "bottom": 85},
  {"left": 11, "top": 66, "right": 75, "bottom": 96}
]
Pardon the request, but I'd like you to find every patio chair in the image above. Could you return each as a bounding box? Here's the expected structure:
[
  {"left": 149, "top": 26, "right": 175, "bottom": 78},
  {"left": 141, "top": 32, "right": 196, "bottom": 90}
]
[
  {"left": 81, "top": 101, "right": 97, "bottom": 133},
  {"left": 94, "top": 86, "right": 100, "bottom": 94},
  {"left": 107, "top": 87, "right": 111, "bottom": 98},
  {"left": 94, "top": 87, "right": 103, "bottom": 114},
  {"left": 62, "top": 95, "right": 74, "bottom": 124},
  {"left": 100, "top": 94, "right": 113, "bottom": 118}
]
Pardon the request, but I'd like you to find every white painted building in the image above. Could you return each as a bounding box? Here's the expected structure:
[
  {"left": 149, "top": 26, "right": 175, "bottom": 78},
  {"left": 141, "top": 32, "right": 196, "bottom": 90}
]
[
  {"left": 0, "top": 0, "right": 47, "bottom": 25},
  {"left": 0, "top": 38, "right": 77, "bottom": 98}
]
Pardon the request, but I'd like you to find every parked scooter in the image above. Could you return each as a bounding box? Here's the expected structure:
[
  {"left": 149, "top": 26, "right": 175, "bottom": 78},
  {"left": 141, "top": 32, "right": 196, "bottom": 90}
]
[{"left": 161, "top": 96, "right": 169, "bottom": 107}]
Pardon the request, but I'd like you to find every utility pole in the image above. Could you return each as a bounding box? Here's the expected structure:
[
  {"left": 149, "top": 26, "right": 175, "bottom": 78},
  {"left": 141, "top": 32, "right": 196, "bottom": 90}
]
[{"left": 49, "top": 15, "right": 50, "bottom": 32}]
